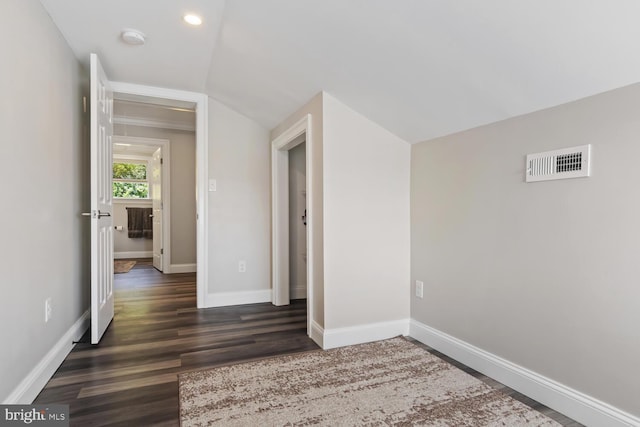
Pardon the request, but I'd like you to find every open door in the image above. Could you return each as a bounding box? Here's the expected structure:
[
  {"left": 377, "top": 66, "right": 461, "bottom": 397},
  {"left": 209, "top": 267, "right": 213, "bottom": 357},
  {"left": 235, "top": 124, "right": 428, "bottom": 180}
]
[
  {"left": 151, "top": 147, "right": 163, "bottom": 271},
  {"left": 88, "top": 53, "right": 114, "bottom": 344}
]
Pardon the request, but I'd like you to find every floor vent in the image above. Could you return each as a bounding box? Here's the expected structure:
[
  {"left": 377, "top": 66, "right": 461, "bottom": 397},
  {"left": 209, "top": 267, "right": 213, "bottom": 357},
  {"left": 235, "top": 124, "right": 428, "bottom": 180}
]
[{"left": 526, "top": 144, "right": 591, "bottom": 182}]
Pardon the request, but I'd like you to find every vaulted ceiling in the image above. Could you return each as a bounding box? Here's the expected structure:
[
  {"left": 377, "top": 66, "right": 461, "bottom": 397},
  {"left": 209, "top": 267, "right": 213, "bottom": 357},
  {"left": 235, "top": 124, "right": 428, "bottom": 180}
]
[{"left": 39, "top": 0, "right": 640, "bottom": 143}]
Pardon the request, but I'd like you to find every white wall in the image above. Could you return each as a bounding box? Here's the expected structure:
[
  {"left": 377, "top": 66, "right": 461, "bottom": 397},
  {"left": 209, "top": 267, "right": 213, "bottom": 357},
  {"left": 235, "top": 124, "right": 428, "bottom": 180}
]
[
  {"left": 207, "top": 98, "right": 271, "bottom": 303},
  {"left": 289, "top": 142, "right": 307, "bottom": 299},
  {"left": 322, "top": 93, "right": 411, "bottom": 330},
  {"left": 271, "top": 92, "right": 411, "bottom": 341},
  {"left": 113, "top": 125, "right": 196, "bottom": 266},
  {"left": 0, "top": 0, "right": 89, "bottom": 402},
  {"left": 411, "top": 83, "right": 640, "bottom": 418}
]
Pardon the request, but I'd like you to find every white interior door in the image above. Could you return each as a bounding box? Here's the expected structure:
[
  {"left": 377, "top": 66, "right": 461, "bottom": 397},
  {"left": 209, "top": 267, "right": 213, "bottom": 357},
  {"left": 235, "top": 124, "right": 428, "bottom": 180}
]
[
  {"left": 151, "top": 147, "right": 163, "bottom": 271},
  {"left": 89, "top": 53, "right": 114, "bottom": 344}
]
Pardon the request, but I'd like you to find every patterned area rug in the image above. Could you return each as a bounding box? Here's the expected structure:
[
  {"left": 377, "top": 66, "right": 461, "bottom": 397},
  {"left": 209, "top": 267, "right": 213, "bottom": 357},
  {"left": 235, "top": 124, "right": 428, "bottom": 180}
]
[
  {"left": 179, "top": 337, "right": 560, "bottom": 426},
  {"left": 114, "top": 260, "right": 136, "bottom": 274}
]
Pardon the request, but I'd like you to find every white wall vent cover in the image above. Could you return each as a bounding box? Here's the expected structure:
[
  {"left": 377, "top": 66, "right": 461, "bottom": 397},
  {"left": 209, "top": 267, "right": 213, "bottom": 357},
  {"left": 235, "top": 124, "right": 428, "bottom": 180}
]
[{"left": 526, "top": 144, "right": 591, "bottom": 182}]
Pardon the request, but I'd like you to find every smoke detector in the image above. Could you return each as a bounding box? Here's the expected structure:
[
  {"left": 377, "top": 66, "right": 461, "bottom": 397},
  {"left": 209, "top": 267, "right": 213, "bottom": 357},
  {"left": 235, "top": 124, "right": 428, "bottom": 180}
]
[{"left": 121, "top": 29, "right": 146, "bottom": 46}]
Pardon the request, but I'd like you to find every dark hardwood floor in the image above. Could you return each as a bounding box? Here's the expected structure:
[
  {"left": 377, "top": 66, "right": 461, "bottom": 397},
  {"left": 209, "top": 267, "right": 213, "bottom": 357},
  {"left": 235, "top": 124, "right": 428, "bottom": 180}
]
[
  {"left": 35, "top": 259, "right": 318, "bottom": 426},
  {"left": 35, "top": 259, "right": 580, "bottom": 426}
]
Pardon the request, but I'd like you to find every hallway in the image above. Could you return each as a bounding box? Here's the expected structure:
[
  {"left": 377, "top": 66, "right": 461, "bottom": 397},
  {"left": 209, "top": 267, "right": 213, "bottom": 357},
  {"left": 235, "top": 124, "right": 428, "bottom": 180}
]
[{"left": 34, "top": 260, "right": 317, "bottom": 426}]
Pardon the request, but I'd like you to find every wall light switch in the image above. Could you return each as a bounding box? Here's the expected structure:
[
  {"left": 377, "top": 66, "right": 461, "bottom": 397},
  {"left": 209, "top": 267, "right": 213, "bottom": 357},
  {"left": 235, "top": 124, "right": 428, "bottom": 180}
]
[
  {"left": 415, "top": 281, "right": 424, "bottom": 299},
  {"left": 45, "top": 297, "right": 52, "bottom": 323},
  {"left": 209, "top": 179, "right": 217, "bottom": 192}
]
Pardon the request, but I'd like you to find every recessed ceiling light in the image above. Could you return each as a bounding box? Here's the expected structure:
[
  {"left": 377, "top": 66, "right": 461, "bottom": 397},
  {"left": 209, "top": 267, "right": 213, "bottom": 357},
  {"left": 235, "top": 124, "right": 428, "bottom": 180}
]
[{"left": 183, "top": 14, "right": 202, "bottom": 26}]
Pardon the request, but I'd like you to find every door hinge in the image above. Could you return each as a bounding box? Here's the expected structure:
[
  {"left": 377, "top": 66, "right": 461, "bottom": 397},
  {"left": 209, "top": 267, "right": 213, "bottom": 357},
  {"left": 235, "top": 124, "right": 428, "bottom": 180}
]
[
  {"left": 160, "top": 248, "right": 164, "bottom": 255},
  {"left": 82, "top": 96, "right": 87, "bottom": 113},
  {"left": 160, "top": 158, "right": 163, "bottom": 165}
]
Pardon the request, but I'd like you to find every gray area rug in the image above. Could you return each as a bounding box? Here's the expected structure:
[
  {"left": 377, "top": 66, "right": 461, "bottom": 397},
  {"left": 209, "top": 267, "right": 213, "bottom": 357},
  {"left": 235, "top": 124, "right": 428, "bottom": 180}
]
[{"left": 179, "top": 337, "right": 560, "bottom": 426}]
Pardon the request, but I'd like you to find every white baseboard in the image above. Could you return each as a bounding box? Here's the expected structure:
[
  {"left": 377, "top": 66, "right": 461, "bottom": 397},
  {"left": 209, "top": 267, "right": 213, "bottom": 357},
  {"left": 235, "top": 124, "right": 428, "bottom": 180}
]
[
  {"left": 114, "top": 251, "right": 152, "bottom": 259},
  {"left": 205, "top": 290, "right": 271, "bottom": 308},
  {"left": 3, "top": 310, "right": 90, "bottom": 404},
  {"left": 169, "top": 263, "right": 196, "bottom": 273},
  {"left": 409, "top": 319, "right": 640, "bottom": 427},
  {"left": 310, "top": 320, "right": 324, "bottom": 348},
  {"left": 322, "top": 318, "right": 409, "bottom": 350}
]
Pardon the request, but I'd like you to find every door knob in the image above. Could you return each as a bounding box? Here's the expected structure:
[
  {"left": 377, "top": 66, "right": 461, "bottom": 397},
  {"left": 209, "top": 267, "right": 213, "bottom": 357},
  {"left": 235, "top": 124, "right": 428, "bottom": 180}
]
[{"left": 81, "top": 210, "right": 111, "bottom": 218}]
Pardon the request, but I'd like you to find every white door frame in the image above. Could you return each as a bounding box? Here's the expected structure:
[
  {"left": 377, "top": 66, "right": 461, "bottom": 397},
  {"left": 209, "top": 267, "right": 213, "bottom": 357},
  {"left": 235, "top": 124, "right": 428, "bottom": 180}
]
[
  {"left": 271, "top": 114, "right": 313, "bottom": 336},
  {"left": 110, "top": 81, "right": 208, "bottom": 308},
  {"left": 112, "top": 135, "right": 171, "bottom": 272}
]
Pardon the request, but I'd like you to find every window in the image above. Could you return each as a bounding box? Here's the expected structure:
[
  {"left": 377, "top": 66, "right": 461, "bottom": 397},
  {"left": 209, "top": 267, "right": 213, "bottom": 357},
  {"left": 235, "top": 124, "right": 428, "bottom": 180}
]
[{"left": 113, "top": 162, "right": 149, "bottom": 198}]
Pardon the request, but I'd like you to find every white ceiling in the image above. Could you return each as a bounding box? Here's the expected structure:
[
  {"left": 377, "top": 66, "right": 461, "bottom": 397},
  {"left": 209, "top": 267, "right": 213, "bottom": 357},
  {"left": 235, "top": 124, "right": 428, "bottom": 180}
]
[
  {"left": 113, "top": 142, "right": 158, "bottom": 158},
  {"left": 39, "top": 0, "right": 226, "bottom": 92},
  {"left": 40, "top": 0, "right": 640, "bottom": 143}
]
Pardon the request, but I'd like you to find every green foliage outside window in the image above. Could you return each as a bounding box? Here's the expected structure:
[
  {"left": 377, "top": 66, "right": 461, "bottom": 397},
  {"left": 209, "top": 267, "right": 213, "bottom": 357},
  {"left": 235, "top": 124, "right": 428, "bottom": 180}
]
[
  {"left": 113, "top": 182, "right": 149, "bottom": 198},
  {"left": 113, "top": 163, "right": 147, "bottom": 180},
  {"left": 113, "top": 163, "right": 149, "bottom": 198}
]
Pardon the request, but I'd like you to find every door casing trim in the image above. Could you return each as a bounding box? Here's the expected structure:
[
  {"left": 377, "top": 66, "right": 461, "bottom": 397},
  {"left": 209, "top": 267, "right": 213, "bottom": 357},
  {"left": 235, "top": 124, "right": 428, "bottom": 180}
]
[{"left": 271, "top": 114, "right": 313, "bottom": 336}]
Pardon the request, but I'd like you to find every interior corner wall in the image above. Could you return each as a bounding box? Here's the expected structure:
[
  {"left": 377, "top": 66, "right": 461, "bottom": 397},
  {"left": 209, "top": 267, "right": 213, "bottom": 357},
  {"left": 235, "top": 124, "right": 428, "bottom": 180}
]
[
  {"left": 322, "top": 93, "right": 411, "bottom": 330},
  {"left": 0, "top": 0, "right": 89, "bottom": 402},
  {"left": 271, "top": 92, "right": 325, "bottom": 328},
  {"left": 207, "top": 98, "right": 271, "bottom": 298},
  {"left": 113, "top": 125, "right": 197, "bottom": 265},
  {"left": 411, "top": 83, "right": 640, "bottom": 418}
]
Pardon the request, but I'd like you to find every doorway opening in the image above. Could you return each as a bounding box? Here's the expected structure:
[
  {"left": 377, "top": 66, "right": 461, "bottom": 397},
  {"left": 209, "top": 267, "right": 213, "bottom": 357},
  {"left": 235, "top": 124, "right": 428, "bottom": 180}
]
[
  {"left": 271, "top": 114, "right": 313, "bottom": 337},
  {"left": 110, "top": 82, "right": 209, "bottom": 308},
  {"left": 111, "top": 97, "right": 197, "bottom": 275},
  {"left": 89, "top": 54, "right": 209, "bottom": 346},
  {"left": 112, "top": 136, "right": 171, "bottom": 272},
  {"left": 288, "top": 141, "right": 307, "bottom": 299}
]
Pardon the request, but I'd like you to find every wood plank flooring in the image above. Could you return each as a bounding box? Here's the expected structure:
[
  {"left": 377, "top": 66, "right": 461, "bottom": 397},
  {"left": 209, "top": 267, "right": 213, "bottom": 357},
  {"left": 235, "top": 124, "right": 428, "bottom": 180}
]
[
  {"left": 35, "top": 260, "right": 318, "bottom": 426},
  {"left": 35, "top": 259, "right": 581, "bottom": 426}
]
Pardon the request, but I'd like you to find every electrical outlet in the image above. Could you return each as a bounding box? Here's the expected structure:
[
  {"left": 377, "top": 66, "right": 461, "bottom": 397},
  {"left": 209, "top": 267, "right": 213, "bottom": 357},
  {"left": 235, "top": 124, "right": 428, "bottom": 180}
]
[
  {"left": 238, "top": 260, "right": 246, "bottom": 273},
  {"left": 45, "top": 298, "right": 52, "bottom": 323},
  {"left": 415, "top": 281, "right": 424, "bottom": 299}
]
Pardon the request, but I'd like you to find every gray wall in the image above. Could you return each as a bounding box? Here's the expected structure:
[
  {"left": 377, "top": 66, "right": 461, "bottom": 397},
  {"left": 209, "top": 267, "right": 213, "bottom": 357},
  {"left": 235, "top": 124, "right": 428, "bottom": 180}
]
[
  {"left": 411, "top": 83, "right": 640, "bottom": 417},
  {"left": 0, "top": 0, "right": 89, "bottom": 402},
  {"left": 113, "top": 125, "right": 196, "bottom": 265}
]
